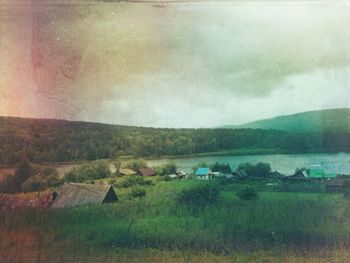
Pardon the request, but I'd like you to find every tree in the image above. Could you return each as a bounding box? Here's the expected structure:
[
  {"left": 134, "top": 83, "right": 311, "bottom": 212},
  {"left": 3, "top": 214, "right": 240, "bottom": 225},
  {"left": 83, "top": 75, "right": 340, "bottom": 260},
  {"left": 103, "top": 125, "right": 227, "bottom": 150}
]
[
  {"left": 211, "top": 162, "right": 232, "bottom": 174},
  {"left": 254, "top": 162, "right": 271, "bottom": 177},
  {"left": 13, "top": 158, "right": 34, "bottom": 192},
  {"left": 237, "top": 162, "right": 271, "bottom": 177},
  {"left": 156, "top": 161, "right": 177, "bottom": 176},
  {"left": 237, "top": 163, "right": 255, "bottom": 177}
]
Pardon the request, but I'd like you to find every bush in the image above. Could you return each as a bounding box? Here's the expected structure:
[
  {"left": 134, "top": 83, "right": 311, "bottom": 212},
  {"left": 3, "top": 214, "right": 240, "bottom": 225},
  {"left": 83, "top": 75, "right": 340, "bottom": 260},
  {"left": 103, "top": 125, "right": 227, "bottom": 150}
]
[
  {"left": 237, "top": 162, "right": 271, "bottom": 177},
  {"left": 254, "top": 162, "right": 271, "bottom": 177},
  {"left": 178, "top": 183, "right": 220, "bottom": 207},
  {"left": 63, "top": 161, "right": 111, "bottom": 182},
  {"left": 163, "top": 175, "right": 172, "bottom": 181},
  {"left": 236, "top": 187, "right": 258, "bottom": 200},
  {"left": 46, "top": 175, "right": 61, "bottom": 187},
  {"left": 118, "top": 176, "right": 153, "bottom": 188},
  {"left": 109, "top": 178, "right": 117, "bottom": 185},
  {"left": 156, "top": 162, "right": 177, "bottom": 176},
  {"left": 210, "top": 162, "right": 232, "bottom": 174},
  {"left": 130, "top": 187, "right": 146, "bottom": 199},
  {"left": 125, "top": 159, "right": 148, "bottom": 171},
  {"left": 21, "top": 175, "right": 48, "bottom": 193}
]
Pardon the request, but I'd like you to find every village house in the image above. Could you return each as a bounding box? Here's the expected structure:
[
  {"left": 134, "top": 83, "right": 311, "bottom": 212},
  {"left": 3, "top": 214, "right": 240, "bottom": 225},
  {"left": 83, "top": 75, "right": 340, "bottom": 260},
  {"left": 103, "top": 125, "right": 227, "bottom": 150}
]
[
  {"left": 324, "top": 179, "right": 345, "bottom": 193},
  {"left": 138, "top": 167, "right": 156, "bottom": 176},
  {"left": 51, "top": 183, "right": 118, "bottom": 208},
  {"left": 195, "top": 167, "right": 213, "bottom": 180},
  {"left": 175, "top": 171, "right": 187, "bottom": 179},
  {"left": 117, "top": 168, "right": 137, "bottom": 176}
]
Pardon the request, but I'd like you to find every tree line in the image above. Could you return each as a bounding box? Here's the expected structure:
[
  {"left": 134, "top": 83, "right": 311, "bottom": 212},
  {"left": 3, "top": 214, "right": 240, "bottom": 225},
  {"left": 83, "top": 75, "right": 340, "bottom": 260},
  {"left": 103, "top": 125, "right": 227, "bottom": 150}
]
[{"left": 1, "top": 116, "right": 350, "bottom": 165}]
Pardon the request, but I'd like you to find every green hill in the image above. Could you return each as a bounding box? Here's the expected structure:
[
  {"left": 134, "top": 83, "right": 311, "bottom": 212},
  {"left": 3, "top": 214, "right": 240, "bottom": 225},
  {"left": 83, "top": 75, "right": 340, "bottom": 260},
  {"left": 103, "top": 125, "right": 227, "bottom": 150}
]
[{"left": 221, "top": 108, "right": 350, "bottom": 133}]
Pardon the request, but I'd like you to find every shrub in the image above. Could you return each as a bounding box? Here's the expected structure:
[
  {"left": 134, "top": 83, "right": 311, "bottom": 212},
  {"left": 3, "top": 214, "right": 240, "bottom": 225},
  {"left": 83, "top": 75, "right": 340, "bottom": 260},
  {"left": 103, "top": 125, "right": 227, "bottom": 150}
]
[
  {"left": 125, "top": 159, "right": 148, "bottom": 171},
  {"left": 109, "top": 178, "right": 117, "bottom": 185},
  {"left": 237, "top": 162, "right": 271, "bottom": 177},
  {"left": 254, "top": 162, "right": 271, "bottom": 177},
  {"left": 63, "top": 170, "right": 79, "bottom": 182},
  {"left": 118, "top": 176, "right": 153, "bottom": 188},
  {"left": 163, "top": 175, "right": 172, "bottom": 181},
  {"left": 130, "top": 187, "right": 146, "bottom": 199},
  {"left": 178, "top": 183, "right": 220, "bottom": 207},
  {"left": 156, "top": 162, "right": 177, "bottom": 176},
  {"left": 236, "top": 187, "right": 258, "bottom": 200},
  {"left": 237, "top": 163, "right": 255, "bottom": 177},
  {"left": 21, "top": 175, "right": 47, "bottom": 193},
  {"left": 210, "top": 162, "right": 232, "bottom": 174},
  {"left": 63, "top": 161, "right": 111, "bottom": 182},
  {"left": 46, "top": 175, "right": 61, "bottom": 187}
]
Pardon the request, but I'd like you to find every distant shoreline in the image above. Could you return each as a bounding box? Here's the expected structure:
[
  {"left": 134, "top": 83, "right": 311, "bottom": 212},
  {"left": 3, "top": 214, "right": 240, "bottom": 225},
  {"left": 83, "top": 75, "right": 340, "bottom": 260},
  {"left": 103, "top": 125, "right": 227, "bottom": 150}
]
[{"left": 1, "top": 148, "right": 349, "bottom": 169}]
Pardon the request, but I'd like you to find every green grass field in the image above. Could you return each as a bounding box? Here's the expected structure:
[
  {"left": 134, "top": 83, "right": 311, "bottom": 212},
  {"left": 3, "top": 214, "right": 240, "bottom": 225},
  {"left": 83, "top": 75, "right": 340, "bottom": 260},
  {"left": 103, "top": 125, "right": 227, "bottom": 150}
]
[{"left": 1, "top": 178, "right": 350, "bottom": 262}]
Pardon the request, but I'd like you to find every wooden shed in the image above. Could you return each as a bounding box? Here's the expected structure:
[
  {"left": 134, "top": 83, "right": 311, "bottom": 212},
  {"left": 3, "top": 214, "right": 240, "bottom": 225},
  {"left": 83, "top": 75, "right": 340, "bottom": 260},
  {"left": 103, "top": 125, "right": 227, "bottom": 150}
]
[
  {"left": 51, "top": 183, "right": 118, "bottom": 208},
  {"left": 139, "top": 167, "right": 156, "bottom": 176},
  {"left": 117, "top": 168, "right": 137, "bottom": 176}
]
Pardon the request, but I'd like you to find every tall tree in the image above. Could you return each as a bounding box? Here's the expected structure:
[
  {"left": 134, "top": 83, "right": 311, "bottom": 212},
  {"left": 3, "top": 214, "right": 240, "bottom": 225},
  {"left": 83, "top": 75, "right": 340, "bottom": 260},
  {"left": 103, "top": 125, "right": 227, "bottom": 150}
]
[{"left": 13, "top": 158, "right": 34, "bottom": 192}]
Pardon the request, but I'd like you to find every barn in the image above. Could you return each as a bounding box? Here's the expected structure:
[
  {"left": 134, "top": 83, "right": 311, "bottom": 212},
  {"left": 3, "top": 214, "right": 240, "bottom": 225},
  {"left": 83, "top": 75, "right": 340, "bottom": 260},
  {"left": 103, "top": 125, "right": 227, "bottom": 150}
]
[{"left": 51, "top": 183, "right": 118, "bottom": 208}]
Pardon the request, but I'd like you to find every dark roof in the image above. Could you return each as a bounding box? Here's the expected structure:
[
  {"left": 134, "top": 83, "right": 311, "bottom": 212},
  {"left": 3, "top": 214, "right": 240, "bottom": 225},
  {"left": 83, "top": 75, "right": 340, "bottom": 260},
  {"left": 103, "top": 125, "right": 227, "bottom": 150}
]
[
  {"left": 118, "top": 168, "right": 137, "bottom": 176},
  {"left": 52, "top": 183, "right": 117, "bottom": 208},
  {"left": 269, "top": 171, "right": 285, "bottom": 178},
  {"left": 232, "top": 170, "right": 248, "bottom": 178},
  {"left": 139, "top": 167, "right": 156, "bottom": 176},
  {"left": 324, "top": 179, "right": 345, "bottom": 187},
  {"left": 290, "top": 168, "right": 309, "bottom": 178}
]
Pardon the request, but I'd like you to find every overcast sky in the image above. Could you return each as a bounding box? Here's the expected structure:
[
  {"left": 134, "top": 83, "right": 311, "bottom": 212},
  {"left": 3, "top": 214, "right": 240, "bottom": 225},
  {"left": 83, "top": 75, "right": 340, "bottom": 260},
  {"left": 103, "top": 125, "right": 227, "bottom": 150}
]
[{"left": 1, "top": 0, "right": 350, "bottom": 127}]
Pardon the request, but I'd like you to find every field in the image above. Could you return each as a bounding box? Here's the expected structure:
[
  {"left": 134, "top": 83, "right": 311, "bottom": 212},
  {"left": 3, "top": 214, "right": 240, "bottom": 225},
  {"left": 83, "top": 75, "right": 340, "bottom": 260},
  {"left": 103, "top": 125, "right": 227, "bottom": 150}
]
[{"left": 1, "top": 177, "right": 350, "bottom": 262}]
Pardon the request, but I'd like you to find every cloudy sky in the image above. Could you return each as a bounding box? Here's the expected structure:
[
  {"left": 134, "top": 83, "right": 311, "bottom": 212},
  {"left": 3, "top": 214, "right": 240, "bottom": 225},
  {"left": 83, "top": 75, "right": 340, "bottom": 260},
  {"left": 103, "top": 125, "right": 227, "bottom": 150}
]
[{"left": 1, "top": 0, "right": 350, "bottom": 127}]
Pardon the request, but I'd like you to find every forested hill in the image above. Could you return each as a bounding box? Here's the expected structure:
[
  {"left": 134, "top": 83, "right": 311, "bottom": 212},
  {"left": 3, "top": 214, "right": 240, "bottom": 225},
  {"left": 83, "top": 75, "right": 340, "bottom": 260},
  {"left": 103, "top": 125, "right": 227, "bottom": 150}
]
[
  {"left": 1, "top": 116, "right": 350, "bottom": 165},
  {"left": 220, "top": 108, "right": 350, "bottom": 133}
]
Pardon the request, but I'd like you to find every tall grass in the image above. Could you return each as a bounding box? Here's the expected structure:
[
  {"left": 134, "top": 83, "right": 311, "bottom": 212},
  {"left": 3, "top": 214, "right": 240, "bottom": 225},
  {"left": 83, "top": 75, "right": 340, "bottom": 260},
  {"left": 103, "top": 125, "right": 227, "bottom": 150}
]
[{"left": 1, "top": 179, "right": 350, "bottom": 261}]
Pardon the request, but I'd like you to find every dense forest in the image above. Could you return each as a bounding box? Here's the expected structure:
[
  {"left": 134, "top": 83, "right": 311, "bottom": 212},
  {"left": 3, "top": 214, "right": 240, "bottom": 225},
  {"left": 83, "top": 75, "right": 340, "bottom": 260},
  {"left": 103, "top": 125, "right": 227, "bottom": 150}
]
[{"left": 1, "top": 116, "right": 350, "bottom": 165}]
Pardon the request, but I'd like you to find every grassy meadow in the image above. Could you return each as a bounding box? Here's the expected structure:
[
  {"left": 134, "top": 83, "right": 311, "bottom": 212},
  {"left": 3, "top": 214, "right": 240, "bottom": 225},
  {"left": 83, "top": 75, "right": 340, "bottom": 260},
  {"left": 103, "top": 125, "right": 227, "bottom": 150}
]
[{"left": 1, "top": 177, "right": 350, "bottom": 262}]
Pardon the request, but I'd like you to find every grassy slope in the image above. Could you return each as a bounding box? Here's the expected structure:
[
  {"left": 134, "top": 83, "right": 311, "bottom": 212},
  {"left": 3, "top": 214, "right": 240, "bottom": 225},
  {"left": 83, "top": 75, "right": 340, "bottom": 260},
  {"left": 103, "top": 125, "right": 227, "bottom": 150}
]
[
  {"left": 221, "top": 108, "right": 350, "bottom": 133},
  {"left": 1, "top": 178, "right": 350, "bottom": 262}
]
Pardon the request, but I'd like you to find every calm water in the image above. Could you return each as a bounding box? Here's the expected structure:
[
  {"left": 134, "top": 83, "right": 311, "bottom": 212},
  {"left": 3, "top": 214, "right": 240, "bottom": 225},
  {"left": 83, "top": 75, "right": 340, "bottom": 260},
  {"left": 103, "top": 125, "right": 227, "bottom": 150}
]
[{"left": 146, "top": 153, "right": 350, "bottom": 175}]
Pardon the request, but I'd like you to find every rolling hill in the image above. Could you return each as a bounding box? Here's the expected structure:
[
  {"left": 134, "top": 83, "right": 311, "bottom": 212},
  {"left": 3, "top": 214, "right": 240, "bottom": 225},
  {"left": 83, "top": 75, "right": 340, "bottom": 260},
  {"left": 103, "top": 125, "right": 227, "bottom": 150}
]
[{"left": 220, "top": 108, "right": 350, "bottom": 133}]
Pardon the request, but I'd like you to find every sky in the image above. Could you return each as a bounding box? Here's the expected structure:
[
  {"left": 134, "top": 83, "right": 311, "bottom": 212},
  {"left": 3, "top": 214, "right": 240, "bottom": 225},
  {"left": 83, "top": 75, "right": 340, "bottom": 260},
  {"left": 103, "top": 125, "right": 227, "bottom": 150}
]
[{"left": 0, "top": 0, "right": 350, "bottom": 128}]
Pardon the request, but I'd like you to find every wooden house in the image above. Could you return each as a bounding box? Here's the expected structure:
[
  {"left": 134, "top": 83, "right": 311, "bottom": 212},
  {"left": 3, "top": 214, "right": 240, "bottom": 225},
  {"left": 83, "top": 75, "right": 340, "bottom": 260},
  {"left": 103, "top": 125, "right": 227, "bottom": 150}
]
[
  {"left": 51, "top": 183, "right": 118, "bottom": 208},
  {"left": 195, "top": 168, "right": 213, "bottom": 180}
]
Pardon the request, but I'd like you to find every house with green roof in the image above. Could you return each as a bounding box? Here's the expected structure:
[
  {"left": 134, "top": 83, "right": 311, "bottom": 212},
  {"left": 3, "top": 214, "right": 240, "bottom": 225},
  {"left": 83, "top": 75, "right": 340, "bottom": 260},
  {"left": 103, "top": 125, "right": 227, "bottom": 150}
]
[
  {"left": 195, "top": 167, "right": 213, "bottom": 180},
  {"left": 309, "top": 164, "right": 338, "bottom": 179}
]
